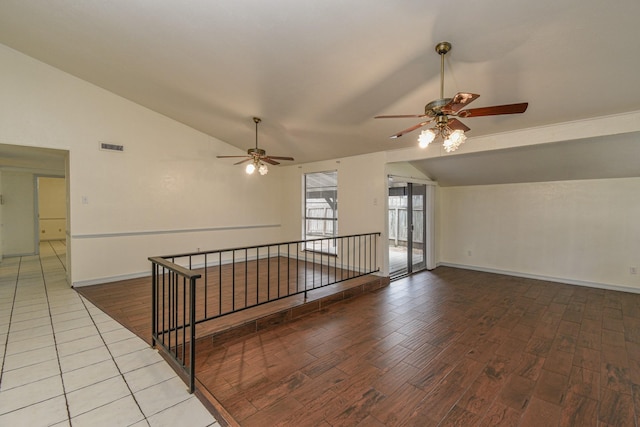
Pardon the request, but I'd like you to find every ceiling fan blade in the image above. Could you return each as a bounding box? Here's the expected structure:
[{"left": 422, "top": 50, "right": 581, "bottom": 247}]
[
  {"left": 389, "top": 120, "right": 432, "bottom": 139},
  {"left": 458, "top": 102, "right": 528, "bottom": 118},
  {"left": 267, "top": 156, "right": 294, "bottom": 161},
  {"left": 447, "top": 118, "right": 470, "bottom": 132},
  {"left": 217, "top": 155, "right": 249, "bottom": 159},
  {"left": 262, "top": 158, "right": 280, "bottom": 165},
  {"left": 233, "top": 158, "right": 252, "bottom": 165},
  {"left": 375, "top": 114, "right": 427, "bottom": 119},
  {"left": 441, "top": 92, "right": 480, "bottom": 114}
]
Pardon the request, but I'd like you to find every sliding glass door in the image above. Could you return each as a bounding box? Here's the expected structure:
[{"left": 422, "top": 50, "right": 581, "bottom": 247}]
[{"left": 388, "top": 181, "right": 426, "bottom": 277}]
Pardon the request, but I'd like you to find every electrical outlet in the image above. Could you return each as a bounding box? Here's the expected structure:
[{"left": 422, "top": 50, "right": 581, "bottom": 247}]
[
  {"left": 631, "top": 267, "right": 637, "bottom": 275},
  {"left": 467, "top": 250, "right": 472, "bottom": 256}
]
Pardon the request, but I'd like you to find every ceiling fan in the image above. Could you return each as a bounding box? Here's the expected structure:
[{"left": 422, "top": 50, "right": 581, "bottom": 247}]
[
  {"left": 375, "top": 41, "right": 528, "bottom": 152},
  {"left": 217, "top": 117, "right": 294, "bottom": 175}
]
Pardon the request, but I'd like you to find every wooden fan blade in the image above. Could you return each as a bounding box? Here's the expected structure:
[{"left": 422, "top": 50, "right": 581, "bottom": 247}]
[
  {"left": 458, "top": 102, "right": 528, "bottom": 118},
  {"left": 233, "top": 158, "right": 252, "bottom": 165},
  {"left": 262, "top": 158, "right": 280, "bottom": 165},
  {"left": 217, "top": 155, "right": 249, "bottom": 159},
  {"left": 389, "top": 120, "right": 432, "bottom": 139},
  {"left": 447, "top": 118, "right": 470, "bottom": 132},
  {"left": 441, "top": 92, "right": 480, "bottom": 114},
  {"left": 375, "top": 114, "right": 427, "bottom": 119},
  {"left": 267, "top": 156, "right": 294, "bottom": 161}
]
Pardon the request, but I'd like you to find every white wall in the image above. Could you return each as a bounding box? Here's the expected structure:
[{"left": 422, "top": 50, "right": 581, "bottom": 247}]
[
  {"left": 0, "top": 44, "right": 283, "bottom": 286},
  {"left": 0, "top": 171, "right": 35, "bottom": 255},
  {"left": 3, "top": 41, "right": 638, "bottom": 292},
  {"left": 439, "top": 177, "right": 640, "bottom": 292},
  {"left": 280, "top": 152, "right": 389, "bottom": 273}
]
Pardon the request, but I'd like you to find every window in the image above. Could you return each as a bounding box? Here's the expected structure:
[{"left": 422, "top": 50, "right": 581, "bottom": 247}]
[{"left": 304, "top": 171, "right": 337, "bottom": 253}]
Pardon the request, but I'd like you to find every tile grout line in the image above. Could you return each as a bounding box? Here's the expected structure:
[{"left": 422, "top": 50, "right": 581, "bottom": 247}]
[
  {"left": 0, "top": 257, "right": 20, "bottom": 390},
  {"left": 47, "top": 240, "right": 67, "bottom": 273},
  {"left": 38, "top": 250, "right": 73, "bottom": 424},
  {"left": 78, "top": 295, "right": 151, "bottom": 426}
]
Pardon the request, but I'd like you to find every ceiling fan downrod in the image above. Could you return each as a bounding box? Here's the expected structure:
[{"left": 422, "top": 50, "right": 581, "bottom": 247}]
[
  {"left": 253, "top": 117, "right": 261, "bottom": 151},
  {"left": 435, "top": 41, "right": 451, "bottom": 100}
]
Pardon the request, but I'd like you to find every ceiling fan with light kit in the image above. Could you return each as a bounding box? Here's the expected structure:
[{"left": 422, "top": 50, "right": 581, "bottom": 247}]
[
  {"left": 217, "top": 117, "right": 294, "bottom": 175},
  {"left": 375, "top": 41, "right": 528, "bottom": 152}
]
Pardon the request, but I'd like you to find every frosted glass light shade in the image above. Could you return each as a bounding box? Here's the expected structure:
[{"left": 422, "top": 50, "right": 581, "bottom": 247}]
[{"left": 418, "top": 129, "right": 436, "bottom": 148}]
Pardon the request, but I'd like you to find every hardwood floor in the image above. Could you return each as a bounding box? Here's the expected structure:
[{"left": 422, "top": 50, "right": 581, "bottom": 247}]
[{"left": 80, "top": 267, "right": 640, "bottom": 426}]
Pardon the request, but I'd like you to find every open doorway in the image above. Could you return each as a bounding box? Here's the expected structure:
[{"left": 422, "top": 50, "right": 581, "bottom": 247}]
[{"left": 0, "top": 143, "right": 69, "bottom": 281}]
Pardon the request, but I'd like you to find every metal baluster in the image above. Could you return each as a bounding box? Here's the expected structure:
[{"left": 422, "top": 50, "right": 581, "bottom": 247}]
[
  {"left": 167, "top": 269, "right": 172, "bottom": 352},
  {"left": 174, "top": 272, "right": 179, "bottom": 360},
  {"left": 204, "top": 252, "right": 208, "bottom": 319},
  {"left": 182, "top": 275, "right": 186, "bottom": 365},
  {"left": 188, "top": 276, "right": 196, "bottom": 393},
  {"left": 151, "top": 264, "right": 157, "bottom": 346},
  {"left": 359, "top": 235, "right": 362, "bottom": 275},
  {"left": 245, "top": 248, "right": 248, "bottom": 309},
  {"left": 277, "top": 245, "right": 281, "bottom": 297},
  {"left": 161, "top": 266, "right": 166, "bottom": 347}
]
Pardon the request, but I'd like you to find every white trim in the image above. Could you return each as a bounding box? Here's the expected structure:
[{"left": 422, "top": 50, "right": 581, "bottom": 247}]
[
  {"left": 438, "top": 262, "right": 640, "bottom": 295},
  {"left": 72, "top": 223, "right": 280, "bottom": 239},
  {"left": 425, "top": 185, "right": 436, "bottom": 270},
  {"left": 388, "top": 174, "right": 437, "bottom": 186},
  {"left": 74, "top": 252, "right": 377, "bottom": 287}
]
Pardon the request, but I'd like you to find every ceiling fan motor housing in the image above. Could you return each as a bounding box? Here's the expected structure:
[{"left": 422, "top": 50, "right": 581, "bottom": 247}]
[
  {"left": 248, "top": 148, "right": 266, "bottom": 156},
  {"left": 425, "top": 98, "right": 452, "bottom": 117}
]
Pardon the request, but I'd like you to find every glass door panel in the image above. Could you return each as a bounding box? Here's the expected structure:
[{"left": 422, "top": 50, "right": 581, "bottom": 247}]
[{"left": 411, "top": 184, "right": 426, "bottom": 272}]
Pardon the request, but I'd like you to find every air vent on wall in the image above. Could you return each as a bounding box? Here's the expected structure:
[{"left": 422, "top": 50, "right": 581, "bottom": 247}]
[{"left": 99, "top": 142, "right": 124, "bottom": 152}]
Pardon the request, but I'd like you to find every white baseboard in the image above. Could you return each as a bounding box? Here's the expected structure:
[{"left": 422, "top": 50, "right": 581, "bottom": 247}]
[
  {"left": 72, "top": 271, "right": 150, "bottom": 287},
  {"left": 437, "top": 262, "right": 640, "bottom": 295},
  {"left": 73, "top": 254, "right": 378, "bottom": 287}
]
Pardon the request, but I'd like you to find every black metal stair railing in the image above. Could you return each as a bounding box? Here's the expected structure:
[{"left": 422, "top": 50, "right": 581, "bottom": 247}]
[
  {"left": 148, "top": 256, "right": 200, "bottom": 393},
  {"left": 149, "top": 232, "right": 381, "bottom": 392}
]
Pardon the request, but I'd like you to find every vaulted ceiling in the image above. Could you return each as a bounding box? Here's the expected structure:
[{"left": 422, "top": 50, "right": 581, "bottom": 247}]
[{"left": 1, "top": 1, "right": 639, "bottom": 183}]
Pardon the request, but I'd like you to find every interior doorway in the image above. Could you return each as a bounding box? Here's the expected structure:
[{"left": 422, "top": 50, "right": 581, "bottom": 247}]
[
  {"left": 0, "top": 143, "right": 69, "bottom": 283},
  {"left": 388, "top": 181, "right": 427, "bottom": 278}
]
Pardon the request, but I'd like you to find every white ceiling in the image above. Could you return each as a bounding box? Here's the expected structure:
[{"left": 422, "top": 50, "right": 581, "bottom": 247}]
[{"left": 1, "top": 1, "right": 639, "bottom": 182}]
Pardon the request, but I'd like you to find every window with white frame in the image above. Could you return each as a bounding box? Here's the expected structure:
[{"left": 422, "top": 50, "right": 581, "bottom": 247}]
[{"left": 304, "top": 171, "right": 337, "bottom": 253}]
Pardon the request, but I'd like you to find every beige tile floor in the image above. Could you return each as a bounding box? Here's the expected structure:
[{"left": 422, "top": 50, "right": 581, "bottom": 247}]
[{"left": 0, "top": 241, "right": 220, "bottom": 427}]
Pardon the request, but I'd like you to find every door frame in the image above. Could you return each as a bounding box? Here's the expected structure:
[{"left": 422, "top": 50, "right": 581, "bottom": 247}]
[{"left": 387, "top": 175, "right": 436, "bottom": 278}]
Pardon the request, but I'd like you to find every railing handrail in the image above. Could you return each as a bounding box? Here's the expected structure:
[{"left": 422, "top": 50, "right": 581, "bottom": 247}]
[
  {"left": 156, "top": 231, "right": 382, "bottom": 260},
  {"left": 148, "top": 256, "right": 202, "bottom": 279}
]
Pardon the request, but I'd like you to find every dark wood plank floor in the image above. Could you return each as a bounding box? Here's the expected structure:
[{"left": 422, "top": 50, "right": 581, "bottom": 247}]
[
  {"left": 76, "top": 258, "right": 378, "bottom": 345},
  {"left": 80, "top": 267, "right": 640, "bottom": 426}
]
